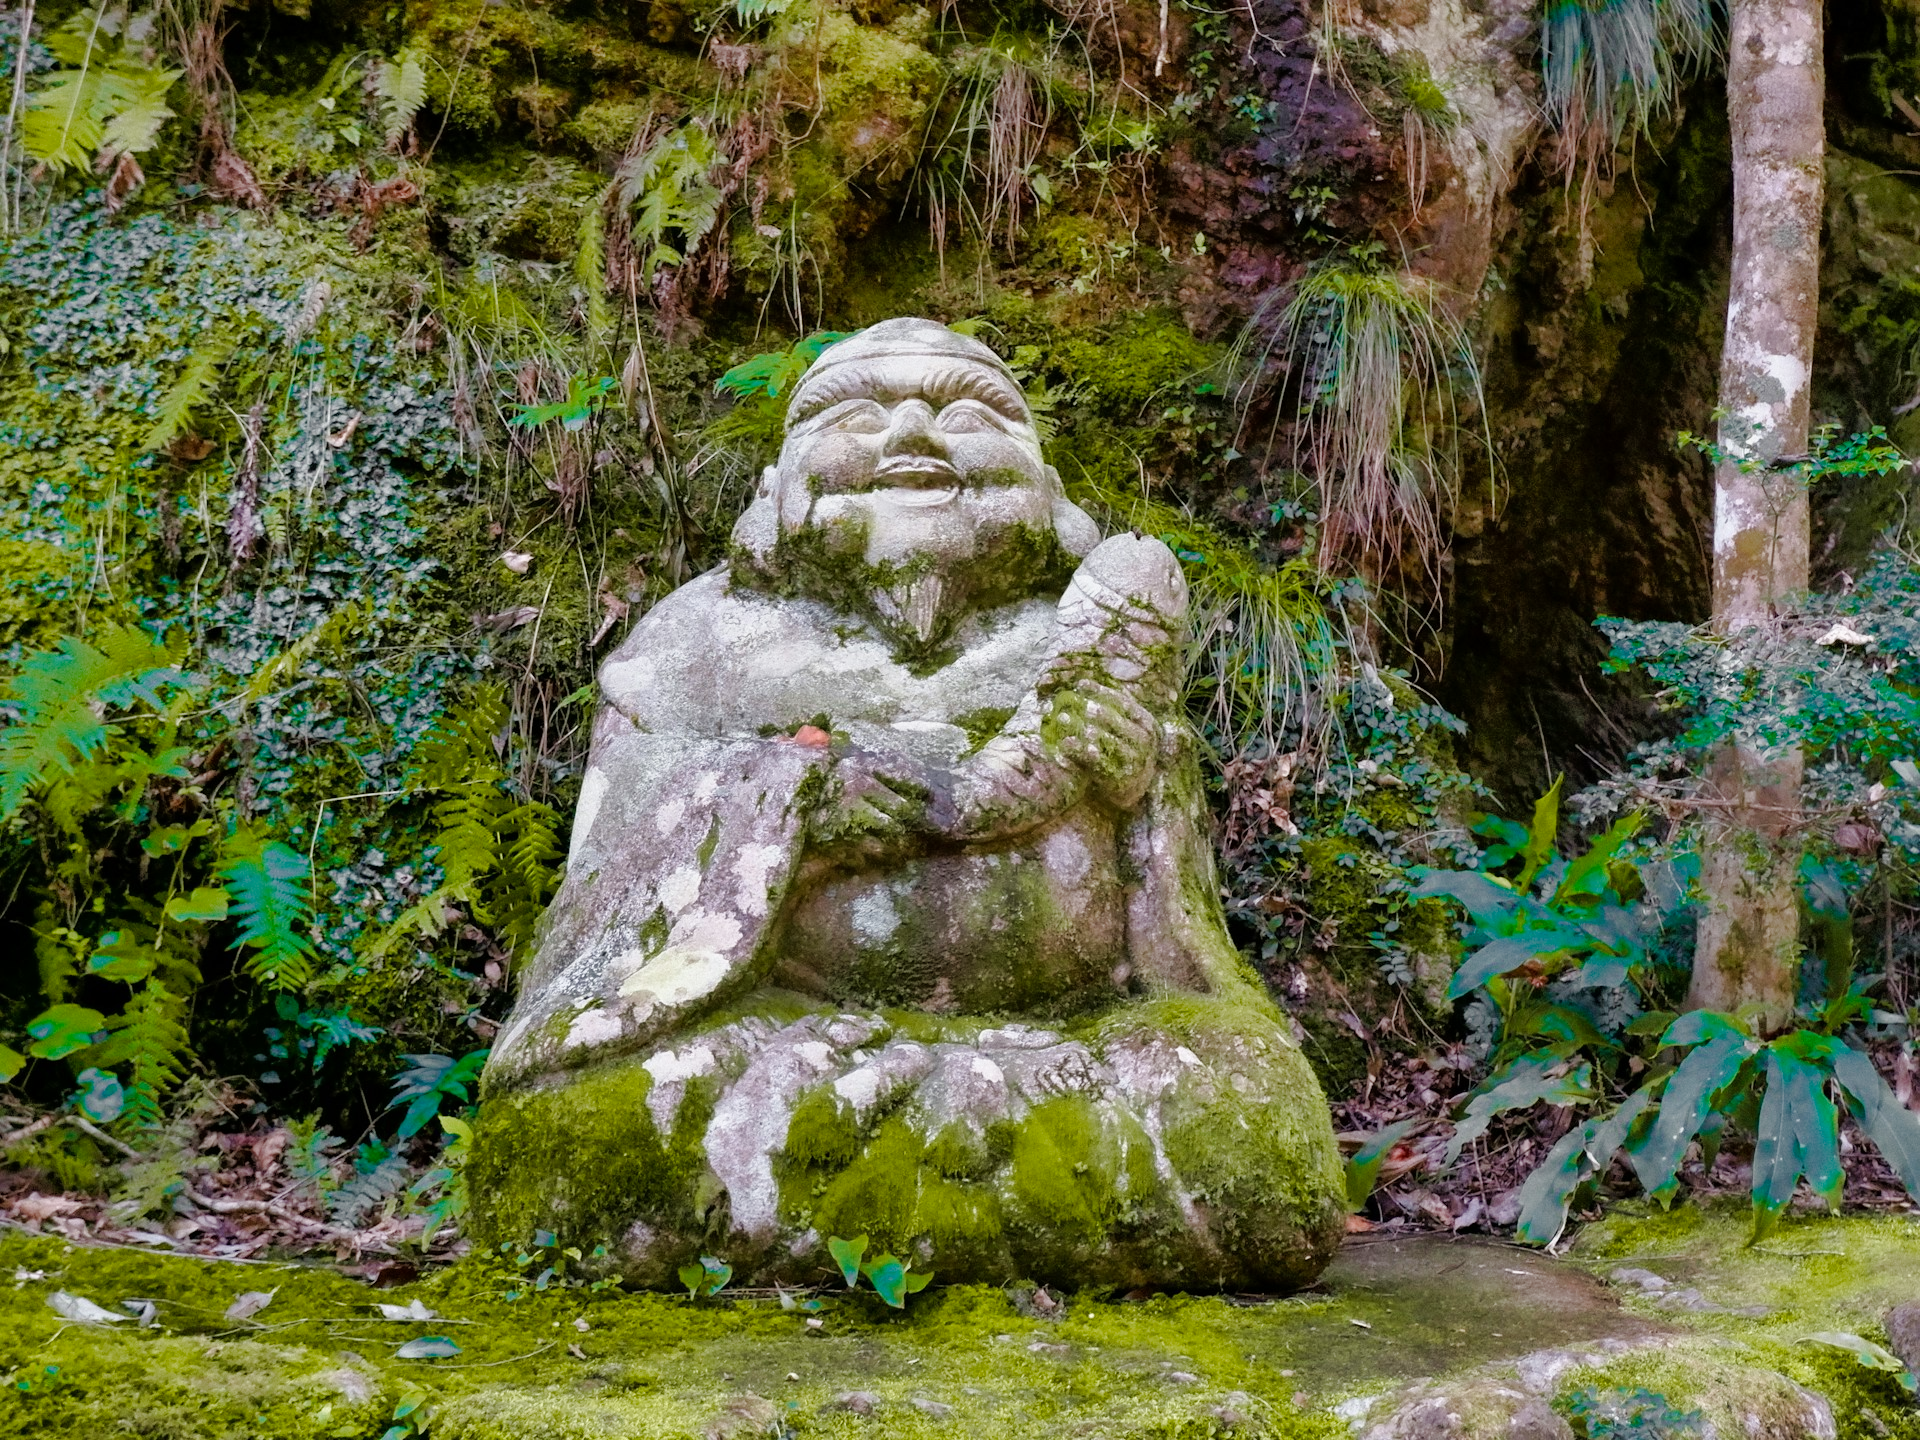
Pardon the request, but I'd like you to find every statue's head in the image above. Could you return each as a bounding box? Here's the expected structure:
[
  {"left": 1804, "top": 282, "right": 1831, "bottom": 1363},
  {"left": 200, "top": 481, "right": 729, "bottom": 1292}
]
[{"left": 731, "top": 320, "right": 1099, "bottom": 651}]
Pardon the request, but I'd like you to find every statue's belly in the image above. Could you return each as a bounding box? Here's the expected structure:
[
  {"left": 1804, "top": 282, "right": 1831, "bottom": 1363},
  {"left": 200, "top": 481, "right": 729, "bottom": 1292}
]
[{"left": 774, "top": 812, "right": 1128, "bottom": 1013}]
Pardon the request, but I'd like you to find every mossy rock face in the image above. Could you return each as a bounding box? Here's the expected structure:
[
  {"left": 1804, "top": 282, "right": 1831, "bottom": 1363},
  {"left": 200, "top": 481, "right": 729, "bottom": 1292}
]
[{"left": 469, "top": 989, "right": 1347, "bottom": 1292}]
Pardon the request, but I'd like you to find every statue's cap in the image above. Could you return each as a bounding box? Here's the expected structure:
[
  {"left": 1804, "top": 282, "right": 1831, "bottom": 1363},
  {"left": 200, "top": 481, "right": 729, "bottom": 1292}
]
[{"left": 789, "top": 318, "right": 1020, "bottom": 407}]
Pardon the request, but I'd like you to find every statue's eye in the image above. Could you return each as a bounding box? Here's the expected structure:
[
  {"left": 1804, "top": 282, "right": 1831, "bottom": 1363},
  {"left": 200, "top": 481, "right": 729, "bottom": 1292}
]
[
  {"left": 822, "top": 400, "right": 888, "bottom": 433},
  {"left": 937, "top": 401, "right": 1003, "bottom": 434}
]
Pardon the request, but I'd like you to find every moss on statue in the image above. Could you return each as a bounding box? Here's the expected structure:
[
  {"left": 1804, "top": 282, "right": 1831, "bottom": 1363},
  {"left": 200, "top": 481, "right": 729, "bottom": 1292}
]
[
  {"left": 467, "top": 1058, "right": 717, "bottom": 1263},
  {"left": 731, "top": 513, "right": 1083, "bottom": 674}
]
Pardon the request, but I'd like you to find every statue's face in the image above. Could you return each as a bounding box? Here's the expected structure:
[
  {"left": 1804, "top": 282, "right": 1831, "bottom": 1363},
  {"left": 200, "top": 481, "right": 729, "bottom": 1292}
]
[
  {"left": 772, "top": 354, "right": 1057, "bottom": 564},
  {"left": 782, "top": 355, "right": 1048, "bottom": 497}
]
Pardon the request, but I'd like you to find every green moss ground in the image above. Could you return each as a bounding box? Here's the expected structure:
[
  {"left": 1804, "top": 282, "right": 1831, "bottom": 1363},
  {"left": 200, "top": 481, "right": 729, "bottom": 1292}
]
[{"left": 6, "top": 1205, "right": 1915, "bottom": 1439}]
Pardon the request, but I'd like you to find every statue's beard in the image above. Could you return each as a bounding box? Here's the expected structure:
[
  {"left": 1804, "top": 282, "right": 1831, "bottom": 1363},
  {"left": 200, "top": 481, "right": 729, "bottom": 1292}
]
[{"left": 741, "top": 487, "right": 1078, "bottom": 670}]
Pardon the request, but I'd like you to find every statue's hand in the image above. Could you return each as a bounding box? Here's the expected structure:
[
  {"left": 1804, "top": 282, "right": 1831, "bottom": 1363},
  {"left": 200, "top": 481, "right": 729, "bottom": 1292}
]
[
  {"left": 807, "top": 747, "right": 937, "bottom": 854},
  {"left": 1044, "top": 679, "right": 1160, "bottom": 808}
]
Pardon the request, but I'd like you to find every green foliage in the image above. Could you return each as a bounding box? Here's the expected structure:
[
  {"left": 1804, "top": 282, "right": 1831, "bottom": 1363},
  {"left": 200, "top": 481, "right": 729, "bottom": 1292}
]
[
  {"left": 509, "top": 374, "right": 615, "bottom": 432},
  {"left": 1343, "top": 1118, "right": 1416, "bottom": 1211},
  {"left": 388, "top": 1048, "right": 489, "bottom": 1139},
  {"left": 22, "top": 9, "right": 181, "bottom": 175},
  {"left": 376, "top": 53, "right": 428, "bottom": 147},
  {"left": 1412, "top": 781, "right": 1683, "bottom": 1008},
  {"left": 824, "top": 1233, "right": 932, "bottom": 1307},
  {"left": 1420, "top": 772, "right": 1920, "bottom": 1241},
  {"left": 495, "top": 1233, "right": 622, "bottom": 1297},
  {"left": 1559, "top": 1386, "right": 1705, "bottom": 1440},
  {"left": 370, "top": 684, "right": 561, "bottom": 964},
  {"left": 614, "top": 121, "right": 726, "bottom": 279},
  {"left": 1539, "top": 0, "right": 1718, "bottom": 156},
  {"left": 1235, "top": 258, "right": 1489, "bottom": 586},
  {"left": 139, "top": 335, "right": 236, "bottom": 455},
  {"left": 715, "top": 332, "right": 851, "bottom": 402},
  {"left": 709, "top": 332, "right": 852, "bottom": 469},
  {"left": 1444, "top": 1050, "right": 1594, "bottom": 1167},
  {"left": 677, "top": 1254, "right": 733, "bottom": 1298},
  {"left": 1071, "top": 471, "right": 1349, "bottom": 755},
  {"left": 329, "top": 1142, "right": 412, "bottom": 1226},
  {"left": 218, "top": 828, "right": 318, "bottom": 990},
  {"left": 0, "top": 625, "right": 188, "bottom": 822},
  {"left": 1501, "top": 1008, "right": 1920, "bottom": 1243}
]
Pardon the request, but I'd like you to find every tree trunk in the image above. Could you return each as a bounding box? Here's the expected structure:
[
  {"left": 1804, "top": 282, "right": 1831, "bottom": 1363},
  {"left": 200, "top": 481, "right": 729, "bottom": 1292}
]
[{"left": 1690, "top": 0, "right": 1824, "bottom": 1029}]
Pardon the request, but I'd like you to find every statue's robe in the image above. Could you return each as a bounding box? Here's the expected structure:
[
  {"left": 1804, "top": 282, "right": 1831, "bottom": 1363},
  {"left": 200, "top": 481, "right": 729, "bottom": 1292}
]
[{"left": 489, "top": 540, "right": 1241, "bottom": 1089}]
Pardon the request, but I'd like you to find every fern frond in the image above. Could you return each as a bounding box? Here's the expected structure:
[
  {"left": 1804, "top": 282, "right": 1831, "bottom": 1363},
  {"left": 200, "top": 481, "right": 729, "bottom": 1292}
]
[
  {"left": 615, "top": 121, "right": 725, "bottom": 278},
  {"left": 23, "top": 11, "right": 181, "bottom": 174},
  {"left": 93, "top": 977, "right": 191, "bottom": 1130},
  {"left": 285, "top": 1114, "right": 346, "bottom": 1203},
  {"left": 0, "top": 626, "right": 186, "bottom": 823},
  {"left": 494, "top": 799, "right": 562, "bottom": 956},
  {"left": 22, "top": 71, "right": 106, "bottom": 171},
  {"left": 375, "top": 54, "right": 428, "bottom": 147},
  {"left": 34, "top": 903, "right": 85, "bottom": 1004},
  {"left": 364, "top": 683, "right": 564, "bottom": 962},
  {"left": 219, "top": 829, "right": 317, "bottom": 990},
  {"left": 99, "top": 72, "right": 180, "bottom": 159},
  {"left": 142, "top": 335, "right": 236, "bottom": 455},
  {"left": 575, "top": 199, "right": 610, "bottom": 344},
  {"left": 238, "top": 602, "right": 367, "bottom": 709},
  {"left": 328, "top": 1148, "right": 410, "bottom": 1226}
]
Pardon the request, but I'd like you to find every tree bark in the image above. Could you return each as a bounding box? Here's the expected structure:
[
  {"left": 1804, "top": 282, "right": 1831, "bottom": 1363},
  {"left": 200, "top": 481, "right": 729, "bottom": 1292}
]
[{"left": 1691, "top": 0, "right": 1824, "bottom": 1028}]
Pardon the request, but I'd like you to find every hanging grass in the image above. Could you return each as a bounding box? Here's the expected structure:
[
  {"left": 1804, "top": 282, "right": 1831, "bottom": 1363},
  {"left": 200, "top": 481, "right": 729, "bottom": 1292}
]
[
  {"left": 1539, "top": 0, "right": 1720, "bottom": 201},
  {"left": 1232, "top": 261, "right": 1490, "bottom": 595}
]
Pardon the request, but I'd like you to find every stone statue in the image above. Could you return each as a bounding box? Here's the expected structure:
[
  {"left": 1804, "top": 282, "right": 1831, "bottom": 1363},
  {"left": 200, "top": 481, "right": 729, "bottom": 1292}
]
[{"left": 470, "top": 319, "right": 1344, "bottom": 1292}]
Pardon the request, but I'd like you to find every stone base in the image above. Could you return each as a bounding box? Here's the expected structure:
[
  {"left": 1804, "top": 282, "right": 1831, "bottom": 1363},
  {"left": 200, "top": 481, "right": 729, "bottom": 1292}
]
[{"left": 468, "top": 990, "right": 1347, "bottom": 1292}]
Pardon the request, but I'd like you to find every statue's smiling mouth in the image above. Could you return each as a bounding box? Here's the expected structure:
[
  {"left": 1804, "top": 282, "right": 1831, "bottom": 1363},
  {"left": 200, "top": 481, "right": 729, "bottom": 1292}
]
[{"left": 874, "top": 455, "right": 960, "bottom": 484}]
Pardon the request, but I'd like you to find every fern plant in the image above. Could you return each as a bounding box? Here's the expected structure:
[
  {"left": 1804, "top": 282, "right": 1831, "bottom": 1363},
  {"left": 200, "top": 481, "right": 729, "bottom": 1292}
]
[
  {"left": 141, "top": 334, "right": 237, "bottom": 456},
  {"left": 370, "top": 683, "right": 560, "bottom": 964},
  {"left": 614, "top": 121, "right": 726, "bottom": 281},
  {"left": 0, "top": 628, "right": 314, "bottom": 1129},
  {"left": 375, "top": 53, "right": 428, "bottom": 148},
  {"left": 22, "top": 8, "right": 181, "bottom": 176}
]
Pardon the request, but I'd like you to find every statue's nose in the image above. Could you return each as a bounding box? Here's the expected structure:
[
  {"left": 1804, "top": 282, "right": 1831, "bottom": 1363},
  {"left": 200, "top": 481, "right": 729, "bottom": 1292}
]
[{"left": 879, "top": 399, "right": 949, "bottom": 460}]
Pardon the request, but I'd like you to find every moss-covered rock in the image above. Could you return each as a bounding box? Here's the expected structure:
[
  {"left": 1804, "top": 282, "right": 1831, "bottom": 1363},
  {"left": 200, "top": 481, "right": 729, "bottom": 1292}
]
[{"left": 470, "top": 989, "right": 1347, "bottom": 1293}]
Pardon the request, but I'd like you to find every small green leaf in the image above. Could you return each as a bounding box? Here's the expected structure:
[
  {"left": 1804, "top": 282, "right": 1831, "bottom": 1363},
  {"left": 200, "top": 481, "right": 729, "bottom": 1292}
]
[
  {"left": 73, "top": 1067, "right": 125, "bottom": 1123},
  {"left": 0, "top": 1043, "right": 24, "bottom": 1083},
  {"left": 165, "top": 886, "right": 230, "bottom": 923},
  {"left": 1344, "top": 1118, "right": 1417, "bottom": 1212},
  {"left": 392, "top": 1389, "right": 431, "bottom": 1421},
  {"left": 395, "top": 1336, "right": 461, "bottom": 1359},
  {"left": 864, "top": 1255, "right": 907, "bottom": 1308},
  {"left": 904, "top": 1269, "right": 933, "bottom": 1294},
  {"left": 26, "top": 1004, "right": 106, "bottom": 1061},
  {"left": 700, "top": 1255, "right": 733, "bottom": 1295},
  {"left": 1515, "top": 774, "right": 1563, "bottom": 889},
  {"left": 679, "top": 1262, "right": 705, "bottom": 1298},
  {"left": 828, "top": 1234, "right": 868, "bottom": 1288},
  {"left": 86, "top": 930, "right": 156, "bottom": 982}
]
